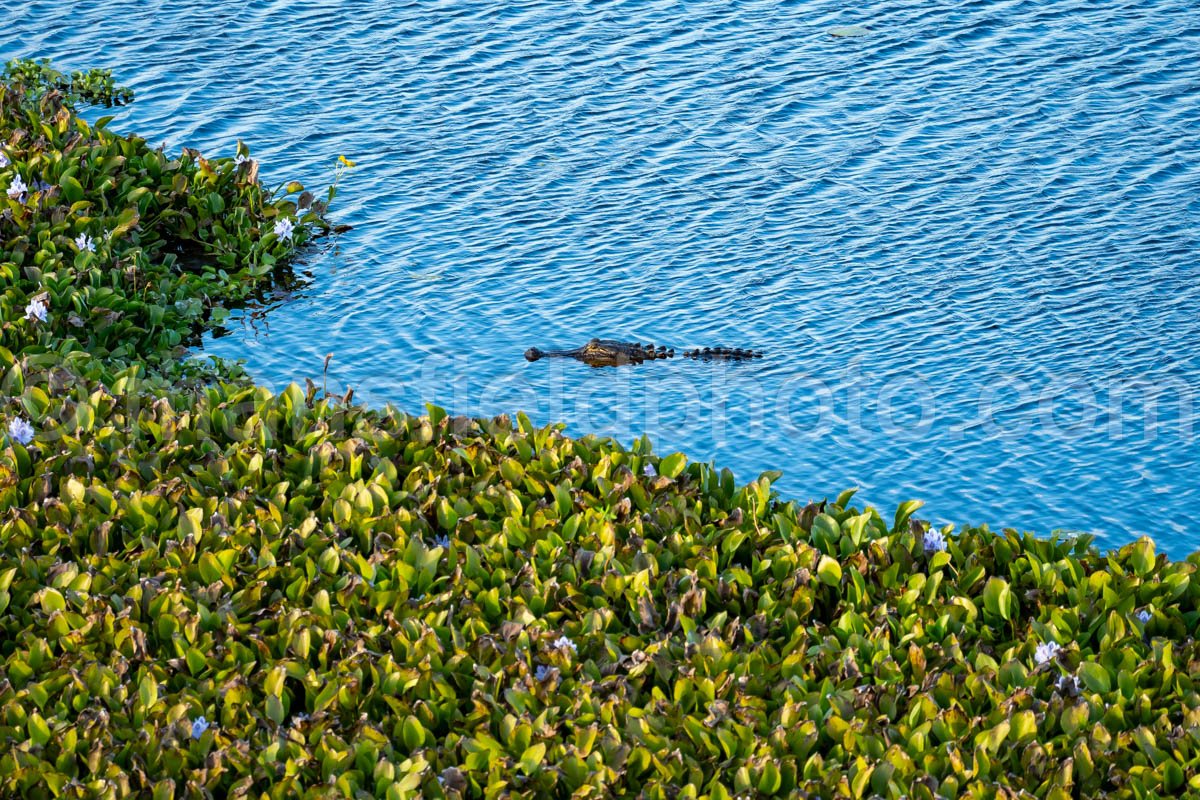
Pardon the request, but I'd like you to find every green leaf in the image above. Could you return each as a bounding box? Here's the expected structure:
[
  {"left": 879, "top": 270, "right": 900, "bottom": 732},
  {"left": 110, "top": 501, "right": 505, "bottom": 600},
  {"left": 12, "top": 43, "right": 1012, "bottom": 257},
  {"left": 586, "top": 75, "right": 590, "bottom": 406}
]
[
  {"left": 179, "top": 507, "right": 204, "bottom": 540},
  {"left": 61, "top": 176, "right": 84, "bottom": 204},
  {"left": 659, "top": 452, "right": 687, "bottom": 479},
  {"left": 27, "top": 712, "right": 51, "bottom": 747},
  {"left": 834, "top": 487, "right": 858, "bottom": 509},
  {"left": 982, "top": 577, "right": 1013, "bottom": 621},
  {"left": 816, "top": 555, "right": 842, "bottom": 586},
  {"left": 425, "top": 403, "right": 446, "bottom": 426},
  {"left": 40, "top": 587, "right": 65, "bottom": 614},
  {"left": 1129, "top": 537, "right": 1155, "bottom": 577},
  {"left": 198, "top": 552, "right": 224, "bottom": 584},
  {"left": 757, "top": 760, "right": 782, "bottom": 794},
  {"left": 1060, "top": 702, "right": 1089, "bottom": 736},
  {"left": 266, "top": 694, "right": 285, "bottom": 725},
  {"left": 110, "top": 206, "right": 139, "bottom": 238},
  {"left": 811, "top": 513, "right": 841, "bottom": 553},
  {"left": 1011, "top": 709, "right": 1038, "bottom": 743},
  {"left": 436, "top": 497, "right": 458, "bottom": 531},
  {"left": 519, "top": 742, "right": 546, "bottom": 775},
  {"left": 185, "top": 648, "right": 207, "bottom": 676},
  {"left": 1077, "top": 662, "right": 1111, "bottom": 693},
  {"left": 139, "top": 673, "right": 158, "bottom": 709},
  {"left": 893, "top": 499, "right": 924, "bottom": 533},
  {"left": 402, "top": 716, "right": 425, "bottom": 751}
]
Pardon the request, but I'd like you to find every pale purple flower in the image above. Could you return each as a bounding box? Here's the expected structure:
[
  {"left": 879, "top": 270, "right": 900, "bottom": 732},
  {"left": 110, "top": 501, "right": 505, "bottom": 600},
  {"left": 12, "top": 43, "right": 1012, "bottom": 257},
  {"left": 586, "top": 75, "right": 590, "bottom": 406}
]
[
  {"left": 1055, "top": 674, "right": 1079, "bottom": 695},
  {"left": 1136, "top": 609, "right": 1151, "bottom": 624},
  {"left": 190, "top": 716, "right": 209, "bottom": 740},
  {"left": 234, "top": 153, "right": 249, "bottom": 166},
  {"left": 0, "top": 152, "right": 9, "bottom": 169},
  {"left": 534, "top": 664, "right": 552, "bottom": 682},
  {"left": 552, "top": 635, "right": 577, "bottom": 654},
  {"left": 7, "top": 175, "right": 27, "bottom": 199},
  {"left": 74, "top": 233, "right": 95, "bottom": 253},
  {"left": 7, "top": 417, "right": 34, "bottom": 445},
  {"left": 1033, "top": 640, "right": 1061, "bottom": 666},
  {"left": 434, "top": 534, "right": 450, "bottom": 549},
  {"left": 923, "top": 527, "right": 948, "bottom": 553},
  {"left": 273, "top": 217, "right": 295, "bottom": 241},
  {"left": 643, "top": 463, "right": 657, "bottom": 477},
  {"left": 24, "top": 297, "right": 48, "bottom": 323}
]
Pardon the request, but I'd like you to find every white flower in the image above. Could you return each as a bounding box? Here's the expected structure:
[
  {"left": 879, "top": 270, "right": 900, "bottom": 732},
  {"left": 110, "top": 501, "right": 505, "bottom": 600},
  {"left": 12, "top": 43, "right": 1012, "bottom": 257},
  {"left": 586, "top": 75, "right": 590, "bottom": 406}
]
[
  {"left": 1033, "top": 640, "right": 1061, "bottom": 666},
  {"left": 190, "top": 716, "right": 209, "bottom": 740},
  {"left": 0, "top": 152, "right": 9, "bottom": 169},
  {"left": 643, "top": 463, "right": 657, "bottom": 477},
  {"left": 923, "top": 527, "right": 948, "bottom": 553},
  {"left": 1055, "top": 674, "right": 1079, "bottom": 695},
  {"left": 273, "top": 217, "right": 295, "bottom": 240},
  {"left": 552, "top": 635, "right": 577, "bottom": 654},
  {"left": 7, "top": 418, "right": 34, "bottom": 445},
  {"left": 7, "top": 175, "right": 27, "bottom": 199},
  {"left": 1136, "top": 609, "right": 1151, "bottom": 624},
  {"left": 24, "top": 297, "right": 48, "bottom": 323},
  {"left": 234, "top": 153, "right": 249, "bottom": 166},
  {"left": 74, "top": 233, "right": 95, "bottom": 253}
]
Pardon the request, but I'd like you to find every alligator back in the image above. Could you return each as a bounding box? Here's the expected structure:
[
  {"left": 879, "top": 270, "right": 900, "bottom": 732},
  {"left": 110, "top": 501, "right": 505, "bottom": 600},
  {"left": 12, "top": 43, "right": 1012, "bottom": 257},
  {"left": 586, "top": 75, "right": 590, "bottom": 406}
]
[
  {"left": 680, "top": 347, "right": 763, "bottom": 360},
  {"left": 525, "top": 338, "right": 761, "bottom": 367}
]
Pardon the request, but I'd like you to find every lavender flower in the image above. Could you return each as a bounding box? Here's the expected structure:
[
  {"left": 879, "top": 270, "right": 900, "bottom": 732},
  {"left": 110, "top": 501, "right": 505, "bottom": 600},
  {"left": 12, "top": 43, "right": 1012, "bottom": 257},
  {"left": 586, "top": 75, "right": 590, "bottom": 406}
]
[
  {"left": 534, "top": 664, "right": 552, "bottom": 682},
  {"left": 1136, "top": 609, "right": 1151, "bottom": 624},
  {"left": 7, "top": 418, "right": 34, "bottom": 445},
  {"left": 190, "top": 716, "right": 210, "bottom": 740},
  {"left": 24, "top": 297, "right": 48, "bottom": 323},
  {"left": 74, "top": 232, "right": 95, "bottom": 253},
  {"left": 234, "top": 153, "right": 250, "bottom": 166},
  {"left": 923, "top": 526, "right": 948, "bottom": 554},
  {"left": 552, "top": 635, "right": 577, "bottom": 654},
  {"left": 1033, "top": 640, "right": 1061, "bottom": 666},
  {"left": 643, "top": 462, "right": 657, "bottom": 477},
  {"left": 0, "top": 152, "right": 9, "bottom": 169},
  {"left": 273, "top": 217, "right": 295, "bottom": 241},
  {"left": 434, "top": 534, "right": 450, "bottom": 549}
]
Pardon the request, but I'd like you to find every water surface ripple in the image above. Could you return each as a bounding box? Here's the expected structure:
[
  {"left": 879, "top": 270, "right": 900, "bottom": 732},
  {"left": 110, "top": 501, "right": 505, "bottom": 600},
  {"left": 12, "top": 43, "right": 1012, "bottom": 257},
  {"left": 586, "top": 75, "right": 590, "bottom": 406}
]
[{"left": 4, "top": 0, "right": 1199, "bottom": 553}]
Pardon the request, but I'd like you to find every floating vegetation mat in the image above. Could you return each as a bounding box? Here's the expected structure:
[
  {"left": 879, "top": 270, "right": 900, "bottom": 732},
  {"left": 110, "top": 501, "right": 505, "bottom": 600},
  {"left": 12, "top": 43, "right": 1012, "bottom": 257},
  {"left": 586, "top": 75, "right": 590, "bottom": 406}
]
[{"left": 2, "top": 61, "right": 1199, "bottom": 800}]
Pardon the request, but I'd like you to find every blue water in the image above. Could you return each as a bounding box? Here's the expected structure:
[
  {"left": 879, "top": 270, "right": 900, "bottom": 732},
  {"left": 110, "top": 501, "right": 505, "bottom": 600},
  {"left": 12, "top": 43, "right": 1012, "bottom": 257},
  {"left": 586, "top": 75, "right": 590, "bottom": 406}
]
[{"left": 5, "top": 0, "right": 1199, "bottom": 554}]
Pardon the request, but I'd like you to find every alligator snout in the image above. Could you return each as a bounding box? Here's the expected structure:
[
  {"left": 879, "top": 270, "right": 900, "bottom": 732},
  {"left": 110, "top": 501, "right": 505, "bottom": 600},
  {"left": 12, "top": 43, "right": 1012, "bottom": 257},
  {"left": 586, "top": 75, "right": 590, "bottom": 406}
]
[{"left": 524, "top": 347, "right": 545, "bottom": 362}]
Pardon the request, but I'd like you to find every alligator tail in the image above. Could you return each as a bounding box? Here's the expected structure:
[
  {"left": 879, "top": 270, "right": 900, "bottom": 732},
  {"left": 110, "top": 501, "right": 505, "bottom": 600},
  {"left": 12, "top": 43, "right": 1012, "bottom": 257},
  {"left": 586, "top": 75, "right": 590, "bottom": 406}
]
[{"left": 681, "top": 347, "right": 763, "bottom": 360}]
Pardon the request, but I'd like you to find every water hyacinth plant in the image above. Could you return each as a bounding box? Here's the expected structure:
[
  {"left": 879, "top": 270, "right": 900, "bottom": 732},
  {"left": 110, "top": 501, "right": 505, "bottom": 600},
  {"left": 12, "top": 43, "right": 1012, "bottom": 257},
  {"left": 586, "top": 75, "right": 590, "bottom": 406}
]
[
  {"left": 2, "top": 60, "right": 1200, "bottom": 799},
  {"left": 6, "top": 416, "right": 33, "bottom": 444}
]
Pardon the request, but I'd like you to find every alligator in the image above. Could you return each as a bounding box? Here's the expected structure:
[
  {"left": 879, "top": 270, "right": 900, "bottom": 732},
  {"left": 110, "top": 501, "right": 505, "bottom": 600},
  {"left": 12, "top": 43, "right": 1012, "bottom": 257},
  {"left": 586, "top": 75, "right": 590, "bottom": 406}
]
[{"left": 524, "top": 338, "right": 763, "bottom": 368}]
